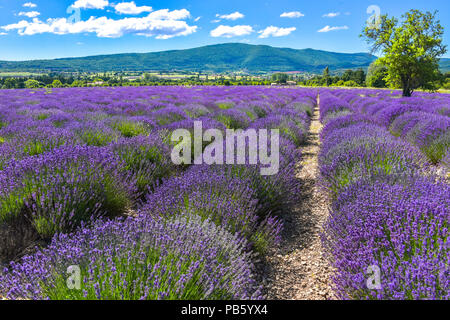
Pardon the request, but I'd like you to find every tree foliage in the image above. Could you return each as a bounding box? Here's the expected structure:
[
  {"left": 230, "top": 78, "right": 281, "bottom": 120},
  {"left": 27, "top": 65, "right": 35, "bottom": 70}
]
[
  {"left": 362, "top": 9, "right": 447, "bottom": 96},
  {"left": 323, "top": 66, "right": 331, "bottom": 86},
  {"left": 51, "top": 79, "right": 63, "bottom": 88},
  {"left": 24, "top": 79, "right": 40, "bottom": 89},
  {"left": 271, "top": 73, "right": 289, "bottom": 84},
  {"left": 342, "top": 69, "right": 365, "bottom": 86}
]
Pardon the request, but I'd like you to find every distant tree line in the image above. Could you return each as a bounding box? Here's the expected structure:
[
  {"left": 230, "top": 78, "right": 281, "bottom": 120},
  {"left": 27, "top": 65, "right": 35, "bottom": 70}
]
[
  {"left": 297, "top": 68, "right": 367, "bottom": 87},
  {"left": 0, "top": 73, "right": 273, "bottom": 89},
  {"left": 0, "top": 66, "right": 448, "bottom": 90}
]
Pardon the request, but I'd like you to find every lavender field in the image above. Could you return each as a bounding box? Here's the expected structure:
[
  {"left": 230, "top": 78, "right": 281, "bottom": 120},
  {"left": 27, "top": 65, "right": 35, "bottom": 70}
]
[
  {"left": 318, "top": 89, "right": 449, "bottom": 299},
  {"left": 0, "top": 86, "right": 448, "bottom": 300}
]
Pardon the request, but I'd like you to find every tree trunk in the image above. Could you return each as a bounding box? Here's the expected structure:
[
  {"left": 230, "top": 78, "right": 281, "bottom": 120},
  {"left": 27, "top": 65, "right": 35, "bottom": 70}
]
[
  {"left": 402, "top": 86, "right": 412, "bottom": 97},
  {"left": 402, "top": 78, "right": 413, "bottom": 97}
]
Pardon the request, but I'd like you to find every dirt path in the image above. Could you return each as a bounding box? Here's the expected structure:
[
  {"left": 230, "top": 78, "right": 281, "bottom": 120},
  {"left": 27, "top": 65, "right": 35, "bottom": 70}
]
[{"left": 263, "top": 102, "right": 336, "bottom": 300}]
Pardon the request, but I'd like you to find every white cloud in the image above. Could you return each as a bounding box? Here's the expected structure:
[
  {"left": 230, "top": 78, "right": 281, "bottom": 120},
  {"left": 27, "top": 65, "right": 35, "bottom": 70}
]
[
  {"left": 0, "top": 32, "right": 7, "bottom": 35},
  {"left": 72, "top": 0, "right": 109, "bottom": 9},
  {"left": 210, "top": 25, "right": 253, "bottom": 38},
  {"left": 23, "top": 2, "right": 37, "bottom": 8},
  {"left": 318, "top": 25, "right": 348, "bottom": 32},
  {"left": 148, "top": 9, "right": 191, "bottom": 20},
  {"left": 18, "top": 11, "right": 40, "bottom": 18},
  {"left": 322, "top": 12, "right": 340, "bottom": 18},
  {"left": 216, "top": 12, "right": 244, "bottom": 21},
  {"left": 194, "top": 16, "right": 201, "bottom": 22},
  {"left": 258, "top": 26, "right": 296, "bottom": 38},
  {"left": 280, "top": 11, "right": 304, "bottom": 18},
  {"left": 115, "top": 1, "right": 153, "bottom": 15},
  {"left": 3, "top": 20, "right": 32, "bottom": 31},
  {"left": 2, "top": 9, "right": 197, "bottom": 39}
]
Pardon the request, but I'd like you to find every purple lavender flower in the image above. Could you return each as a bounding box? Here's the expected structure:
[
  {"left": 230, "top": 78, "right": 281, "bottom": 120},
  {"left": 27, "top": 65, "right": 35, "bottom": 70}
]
[
  {"left": 0, "top": 145, "right": 136, "bottom": 240},
  {"left": 0, "top": 214, "right": 263, "bottom": 300},
  {"left": 322, "top": 176, "right": 449, "bottom": 300}
]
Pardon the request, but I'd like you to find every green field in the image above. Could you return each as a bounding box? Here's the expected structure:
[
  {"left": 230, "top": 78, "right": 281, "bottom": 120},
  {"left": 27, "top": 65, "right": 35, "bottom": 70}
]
[{"left": 0, "top": 72, "right": 45, "bottom": 77}]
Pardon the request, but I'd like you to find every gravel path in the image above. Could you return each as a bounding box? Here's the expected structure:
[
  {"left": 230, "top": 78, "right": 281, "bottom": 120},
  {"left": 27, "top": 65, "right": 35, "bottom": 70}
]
[{"left": 263, "top": 103, "right": 336, "bottom": 300}]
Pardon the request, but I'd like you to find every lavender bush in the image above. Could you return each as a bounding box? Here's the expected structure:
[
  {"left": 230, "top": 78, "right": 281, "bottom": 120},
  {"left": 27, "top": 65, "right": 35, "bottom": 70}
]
[
  {"left": 0, "top": 215, "right": 262, "bottom": 300},
  {"left": 0, "top": 145, "right": 135, "bottom": 239},
  {"left": 319, "top": 93, "right": 351, "bottom": 123},
  {"left": 319, "top": 123, "right": 426, "bottom": 194},
  {"left": 110, "top": 135, "right": 177, "bottom": 197},
  {"left": 319, "top": 89, "right": 449, "bottom": 301},
  {"left": 322, "top": 176, "right": 449, "bottom": 300},
  {"left": 142, "top": 165, "right": 282, "bottom": 253}
]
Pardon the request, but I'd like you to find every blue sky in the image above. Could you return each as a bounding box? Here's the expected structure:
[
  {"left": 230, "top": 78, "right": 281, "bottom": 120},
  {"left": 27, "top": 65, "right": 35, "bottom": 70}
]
[{"left": 0, "top": 0, "right": 449, "bottom": 61}]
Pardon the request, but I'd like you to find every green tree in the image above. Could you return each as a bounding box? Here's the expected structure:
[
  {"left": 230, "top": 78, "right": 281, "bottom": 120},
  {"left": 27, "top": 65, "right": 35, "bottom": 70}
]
[
  {"left": 70, "top": 80, "right": 84, "bottom": 87},
  {"left": 362, "top": 9, "right": 447, "bottom": 96},
  {"left": 24, "top": 79, "right": 41, "bottom": 89},
  {"left": 3, "top": 78, "right": 17, "bottom": 89},
  {"left": 353, "top": 68, "right": 366, "bottom": 86},
  {"left": 442, "top": 72, "right": 450, "bottom": 89},
  {"left": 443, "top": 79, "right": 450, "bottom": 90},
  {"left": 323, "top": 66, "right": 330, "bottom": 86},
  {"left": 343, "top": 80, "right": 358, "bottom": 87},
  {"left": 271, "top": 73, "right": 288, "bottom": 84},
  {"left": 51, "top": 79, "right": 63, "bottom": 88},
  {"left": 366, "top": 60, "right": 388, "bottom": 88}
]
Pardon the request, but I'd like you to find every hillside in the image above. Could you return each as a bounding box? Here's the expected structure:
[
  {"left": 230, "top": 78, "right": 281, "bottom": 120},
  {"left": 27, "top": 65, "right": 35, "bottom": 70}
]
[
  {"left": 0, "top": 43, "right": 378, "bottom": 74},
  {"left": 440, "top": 58, "right": 450, "bottom": 73}
]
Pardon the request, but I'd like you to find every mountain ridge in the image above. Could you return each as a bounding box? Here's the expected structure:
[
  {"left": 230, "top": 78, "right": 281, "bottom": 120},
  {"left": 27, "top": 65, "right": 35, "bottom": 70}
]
[{"left": 0, "top": 43, "right": 448, "bottom": 74}]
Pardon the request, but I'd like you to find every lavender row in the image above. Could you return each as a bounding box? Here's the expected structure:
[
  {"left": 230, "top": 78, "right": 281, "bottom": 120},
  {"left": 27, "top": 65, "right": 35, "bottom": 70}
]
[
  {"left": 320, "top": 88, "right": 450, "bottom": 165},
  {"left": 318, "top": 90, "right": 449, "bottom": 300},
  {"left": 0, "top": 86, "right": 314, "bottom": 299}
]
